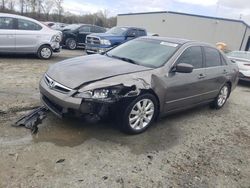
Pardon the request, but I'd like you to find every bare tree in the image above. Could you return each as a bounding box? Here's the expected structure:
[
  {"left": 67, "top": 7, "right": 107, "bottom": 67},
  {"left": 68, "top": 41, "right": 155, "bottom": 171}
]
[
  {"left": 7, "top": 0, "right": 16, "bottom": 11},
  {"left": 1, "top": 0, "right": 6, "bottom": 10},
  {"left": 41, "top": 0, "right": 54, "bottom": 20},
  {"left": 55, "top": 0, "right": 63, "bottom": 22}
]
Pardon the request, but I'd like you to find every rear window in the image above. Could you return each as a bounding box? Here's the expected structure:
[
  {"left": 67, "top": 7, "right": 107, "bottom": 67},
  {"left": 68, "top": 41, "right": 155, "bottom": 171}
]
[
  {"left": 204, "top": 47, "right": 222, "bottom": 67},
  {"left": 0, "top": 17, "right": 14, "bottom": 29},
  {"left": 17, "top": 19, "right": 42, "bottom": 30},
  {"left": 138, "top": 30, "right": 146, "bottom": 36}
]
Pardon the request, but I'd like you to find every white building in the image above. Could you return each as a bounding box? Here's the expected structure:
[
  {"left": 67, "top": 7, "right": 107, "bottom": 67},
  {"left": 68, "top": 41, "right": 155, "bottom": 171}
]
[{"left": 117, "top": 11, "right": 250, "bottom": 51}]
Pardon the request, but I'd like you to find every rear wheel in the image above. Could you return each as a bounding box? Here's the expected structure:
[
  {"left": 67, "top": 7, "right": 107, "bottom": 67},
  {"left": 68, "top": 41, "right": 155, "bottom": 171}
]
[
  {"left": 120, "top": 93, "right": 158, "bottom": 134},
  {"left": 66, "top": 38, "right": 77, "bottom": 50},
  {"left": 210, "top": 84, "right": 230, "bottom": 109},
  {"left": 37, "top": 45, "right": 53, "bottom": 59}
]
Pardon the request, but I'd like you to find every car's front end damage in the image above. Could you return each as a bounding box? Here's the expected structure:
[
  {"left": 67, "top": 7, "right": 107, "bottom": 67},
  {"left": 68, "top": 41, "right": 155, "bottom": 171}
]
[{"left": 39, "top": 70, "right": 154, "bottom": 120}]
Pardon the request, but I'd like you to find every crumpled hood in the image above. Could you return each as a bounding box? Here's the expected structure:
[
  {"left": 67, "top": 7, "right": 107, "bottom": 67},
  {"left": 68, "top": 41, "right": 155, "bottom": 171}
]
[{"left": 46, "top": 54, "right": 152, "bottom": 89}]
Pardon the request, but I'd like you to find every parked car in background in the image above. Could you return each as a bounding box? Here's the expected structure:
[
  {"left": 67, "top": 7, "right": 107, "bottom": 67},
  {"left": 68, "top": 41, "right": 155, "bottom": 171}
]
[
  {"left": 60, "top": 24, "right": 106, "bottom": 50},
  {"left": 40, "top": 37, "right": 238, "bottom": 134},
  {"left": 227, "top": 51, "right": 250, "bottom": 81},
  {"left": 51, "top": 22, "right": 68, "bottom": 30},
  {"left": 85, "top": 26, "right": 147, "bottom": 54},
  {"left": 0, "top": 13, "right": 62, "bottom": 59}
]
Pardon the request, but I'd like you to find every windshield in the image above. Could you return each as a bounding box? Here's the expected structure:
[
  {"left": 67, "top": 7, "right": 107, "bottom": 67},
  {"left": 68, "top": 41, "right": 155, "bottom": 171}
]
[
  {"left": 227, "top": 51, "right": 250, "bottom": 60},
  {"left": 63, "top": 24, "right": 81, "bottom": 31},
  {"left": 107, "top": 38, "right": 179, "bottom": 68},
  {"left": 106, "top": 27, "right": 128, "bottom": 35}
]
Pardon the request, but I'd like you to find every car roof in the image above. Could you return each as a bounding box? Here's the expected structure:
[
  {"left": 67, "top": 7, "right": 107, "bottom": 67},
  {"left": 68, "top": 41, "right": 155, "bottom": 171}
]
[{"left": 0, "top": 13, "right": 43, "bottom": 25}]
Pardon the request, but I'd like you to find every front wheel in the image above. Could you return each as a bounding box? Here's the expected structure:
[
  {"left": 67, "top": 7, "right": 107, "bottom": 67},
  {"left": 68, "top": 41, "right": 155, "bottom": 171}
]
[
  {"left": 210, "top": 84, "right": 230, "bottom": 109},
  {"left": 120, "top": 93, "right": 158, "bottom": 134},
  {"left": 37, "top": 45, "right": 53, "bottom": 59}
]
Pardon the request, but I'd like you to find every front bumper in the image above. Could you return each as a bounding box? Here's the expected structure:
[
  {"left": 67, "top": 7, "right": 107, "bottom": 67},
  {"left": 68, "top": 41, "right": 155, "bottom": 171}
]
[
  {"left": 239, "top": 70, "right": 250, "bottom": 81},
  {"left": 85, "top": 45, "right": 112, "bottom": 54},
  {"left": 50, "top": 42, "right": 61, "bottom": 53},
  {"left": 39, "top": 78, "right": 115, "bottom": 118}
]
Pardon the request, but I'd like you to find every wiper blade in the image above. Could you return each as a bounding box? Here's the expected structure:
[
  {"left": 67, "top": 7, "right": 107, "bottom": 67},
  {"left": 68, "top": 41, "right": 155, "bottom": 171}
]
[{"left": 112, "top": 55, "right": 139, "bottom": 65}]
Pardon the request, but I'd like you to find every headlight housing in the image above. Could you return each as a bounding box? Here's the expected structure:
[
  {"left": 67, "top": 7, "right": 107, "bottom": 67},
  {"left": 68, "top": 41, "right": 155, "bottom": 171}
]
[
  {"left": 100, "top": 39, "right": 111, "bottom": 45},
  {"left": 74, "top": 87, "right": 121, "bottom": 99}
]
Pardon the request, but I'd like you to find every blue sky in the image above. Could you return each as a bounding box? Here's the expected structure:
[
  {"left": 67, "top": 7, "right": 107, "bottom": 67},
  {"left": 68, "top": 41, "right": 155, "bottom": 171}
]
[{"left": 63, "top": 0, "right": 250, "bottom": 24}]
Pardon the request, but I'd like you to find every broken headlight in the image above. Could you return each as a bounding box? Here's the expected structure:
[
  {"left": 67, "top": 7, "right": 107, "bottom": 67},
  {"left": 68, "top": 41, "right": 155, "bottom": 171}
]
[{"left": 74, "top": 87, "right": 121, "bottom": 99}]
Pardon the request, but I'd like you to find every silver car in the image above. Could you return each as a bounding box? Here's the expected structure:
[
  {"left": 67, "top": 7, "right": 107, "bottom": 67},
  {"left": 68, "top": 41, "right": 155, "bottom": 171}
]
[
  {"left": 0, "top": 13, "right": 62, "bottom": 59},
  {"left": 40, "top": 37, "right": 239, "bottom": 134},
  {"left": 227, "top": 51, "right": 250, "bottom": 81}
]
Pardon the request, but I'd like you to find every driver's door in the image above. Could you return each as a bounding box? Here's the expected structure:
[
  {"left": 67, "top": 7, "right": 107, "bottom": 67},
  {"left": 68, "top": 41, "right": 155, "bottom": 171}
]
[
  {"left": 77, "top": 25, "right": 91, "bottom": 45},
  {"left": 163, "top": 46, "right": 207, "bottom": 112}
]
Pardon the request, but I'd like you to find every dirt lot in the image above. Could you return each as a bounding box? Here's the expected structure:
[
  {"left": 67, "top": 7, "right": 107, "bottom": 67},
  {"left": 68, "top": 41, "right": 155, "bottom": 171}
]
[{"left": 0, "top": 50, "right": 250, "bottom": 188}]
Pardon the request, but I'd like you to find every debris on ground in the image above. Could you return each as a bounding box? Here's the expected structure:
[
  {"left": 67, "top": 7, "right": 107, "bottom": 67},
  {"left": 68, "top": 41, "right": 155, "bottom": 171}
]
[
  {"left": 56, "top": 159, "right": 65, "bottom": 163},
  {"left": 12, "top": 106, "right": 49, "bottom": 134}
]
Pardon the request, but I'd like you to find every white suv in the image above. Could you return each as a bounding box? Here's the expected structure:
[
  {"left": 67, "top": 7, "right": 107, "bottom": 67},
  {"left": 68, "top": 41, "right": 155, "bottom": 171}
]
[{"left": 0, "top": 13, "right": 62, "bottom": 59}]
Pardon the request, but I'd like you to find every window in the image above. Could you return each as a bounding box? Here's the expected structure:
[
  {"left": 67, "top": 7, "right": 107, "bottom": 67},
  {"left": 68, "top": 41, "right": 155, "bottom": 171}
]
[
  {"left": 204, "top": 47, "right": 222, "bottom": 67},
  {"left": 177, "top": 46, "right": 203, "bottom": 69},
  {"left": 126, "top": 29, "right": 138, "bottom": 37},
  {"left": 137, "top": 30, "right": 146, "bottom": 36},
  {"left": 79, "top": 26, "right": 90, "bottom": 33},
  {"left": 18, "top": 19, "right": 42, "bottom": 30},
  {"left": 0, "top": 17, "right": 14, "bottom": 29},
  {"left": 92, "top": 26, "right": 106, "bottom": 33}
]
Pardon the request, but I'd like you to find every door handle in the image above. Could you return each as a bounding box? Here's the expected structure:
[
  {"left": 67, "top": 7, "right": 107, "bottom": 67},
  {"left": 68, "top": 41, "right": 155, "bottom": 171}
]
[
  {"left": 198, "top": 74, "right": 206, "bottom": 79},
  {"left": 223, "top": 70, "right": 228, "bottom": 74}
]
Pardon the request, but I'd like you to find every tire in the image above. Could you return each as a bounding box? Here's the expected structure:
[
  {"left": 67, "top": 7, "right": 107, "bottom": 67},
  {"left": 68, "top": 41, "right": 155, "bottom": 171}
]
[
  {"left": 66, "top": 38, "right": 77, "bottom": 50},
  {"left": 119, "top": 93, "right": 158, "bottom": 134},
  {"left": 37, "top": 45, "right": 53, "bottom": 59},
  {"left": 210, "top": 83, "right": 230, "bottom": 109}
]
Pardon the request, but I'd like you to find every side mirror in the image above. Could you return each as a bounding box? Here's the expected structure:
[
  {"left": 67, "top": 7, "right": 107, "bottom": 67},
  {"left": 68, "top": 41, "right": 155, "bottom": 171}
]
[{"left": 173, "top": 63, "right": 194, "bottom": 73}]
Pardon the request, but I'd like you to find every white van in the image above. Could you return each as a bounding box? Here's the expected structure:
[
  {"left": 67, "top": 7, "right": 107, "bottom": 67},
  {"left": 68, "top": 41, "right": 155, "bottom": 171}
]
[{"left": 0, "top": 13, "right": 62, "bottom": 59}]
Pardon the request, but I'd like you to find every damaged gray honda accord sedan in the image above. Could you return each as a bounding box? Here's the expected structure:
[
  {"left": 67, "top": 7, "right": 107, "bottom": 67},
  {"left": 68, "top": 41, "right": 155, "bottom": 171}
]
[{"left": 40, "top": 37, "right": 239, "bottom": 134}]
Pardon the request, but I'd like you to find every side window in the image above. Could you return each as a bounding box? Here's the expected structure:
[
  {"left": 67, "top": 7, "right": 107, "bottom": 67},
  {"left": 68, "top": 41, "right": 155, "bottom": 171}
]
[
  {"left": 92, "top": 26, "right": 106, "bottom": 33},
  {"left": 0, "top": 17, "right": 14, "bottom": 29},
  {"left": 127, "top": 29, "right": 138, "bottom": 37},
  {"left": 177, "top": 46, "right": 203, "bottom": 69},
  {"left": 17, "top": 19, "right": 42, "bottom": 30},
  {"left": 138, "top": 30, "right": 146, "bottom": 36},
  {"left": 79, "top": 26, "right": 90, "bottom": 33},
  {"left": 204, "top": 47, "right": 222, "bottom": 67},
  {"left": 220, "top": 54, "right": 228, "bottom": 65}
]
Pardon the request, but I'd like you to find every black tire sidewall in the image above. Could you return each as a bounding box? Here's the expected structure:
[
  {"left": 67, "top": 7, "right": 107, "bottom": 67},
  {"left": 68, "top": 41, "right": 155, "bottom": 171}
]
[
  {"left": 38, "top": 45, "right": 53, "bottom": 59},
  {"left": 66, "top": 38, "right": 77, "bottom": 50},
  {"left": 121, "top": 93, "right": 158, "bottom": 134}
]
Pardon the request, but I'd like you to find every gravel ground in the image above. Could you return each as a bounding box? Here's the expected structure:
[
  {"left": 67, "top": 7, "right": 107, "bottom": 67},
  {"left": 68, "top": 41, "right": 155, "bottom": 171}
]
[{"left": 0, "top": 50, "right": 250, "bottom": 188}]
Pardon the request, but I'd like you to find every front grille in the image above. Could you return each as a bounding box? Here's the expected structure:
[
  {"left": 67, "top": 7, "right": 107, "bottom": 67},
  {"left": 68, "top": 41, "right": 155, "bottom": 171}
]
[
  {"left": 86, "top": 36, "right": 101, "bottom": 45},
  {"left": 44, "top": 74, "right": 72, "bottom": 94}
]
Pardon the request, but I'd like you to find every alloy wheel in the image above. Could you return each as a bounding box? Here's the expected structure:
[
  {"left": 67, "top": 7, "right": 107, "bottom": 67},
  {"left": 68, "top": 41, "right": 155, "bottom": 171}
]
[
  {"left": 129, "top": 99, "right": 155, "bottom": 130},
  {"left": 40, "top": 47, "right": 52, "bottom": 59},
  {"left": 217, "top": 86, "right": 229, "bottom": 107}
]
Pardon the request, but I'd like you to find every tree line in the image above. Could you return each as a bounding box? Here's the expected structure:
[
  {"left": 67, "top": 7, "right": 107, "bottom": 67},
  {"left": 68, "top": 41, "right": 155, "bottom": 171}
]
[{"left": 0, "top": 0, "right": 117, "bottom": 28}]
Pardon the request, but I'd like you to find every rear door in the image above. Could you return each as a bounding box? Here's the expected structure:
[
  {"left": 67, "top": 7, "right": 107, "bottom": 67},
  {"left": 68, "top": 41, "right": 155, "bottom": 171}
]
[
  {"left": 77, "top": 25, "right": 91, "bottom": 45},
  {"left": 0, "top": 17, "right": 16, "bottom": 52},
  {"left": 202, "top": 46, "right": 229, "bottom": 99},
  {"left": 15, "top": 18, "right": 43, "bottom": 53},
  {"left": 164, "top": 46, "right": 207, "bottom": 111}
]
